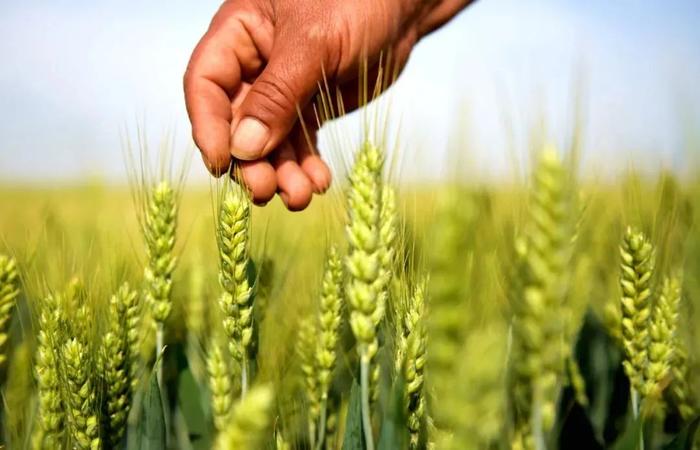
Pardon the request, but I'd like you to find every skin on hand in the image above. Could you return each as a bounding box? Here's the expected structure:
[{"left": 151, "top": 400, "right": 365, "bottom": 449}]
[{"left": 184, "top": 0, "right": 472, "bottom": 211}]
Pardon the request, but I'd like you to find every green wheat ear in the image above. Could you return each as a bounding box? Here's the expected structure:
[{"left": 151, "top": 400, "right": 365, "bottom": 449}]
[
  {"left": 669, "top": 341, "right": 696, "bottom": 420},
  {"left": 397, "top": 280, "right": 428, "bottom": 450},
  {"left": 316, "top": 246, "right": 343, "bottom": 402},
  {"left": 619, "top": 226, "right": 654, "bottom": 395},
  {"left": 214, "top": 384, "right": 275, "bottom": 450},
  {"left": 0, "top": 254, "right": 20, "bottom": 368},
  {"left": 143, "top": 180, "right": 178, "bottom": 324},
  {"left": 298, "top": 317, "right": 320, "bottom": 433},
  {"left": 207, "top": 336, "right": 235, "bottom": 432},
  {"left": 510, "top": 147, "right": 575, "bottom": 440},
  {"left": 643, "top": 275, "right": 681, "bottom": 398},
  {"left": 63, "top": 338, "right": 101, "bottom": 450},
  {"left": 295, "top": 246, "right": 345, "bottom": 449},
  {"left": 216, "top": 180, "right": 254, "bottom": 392},
  {"left": 35, "top": 294, "right": 65, "bottom": 448},
  {"left": 101, "top": 282, "right": 139, "bottom": 446},
  {"left": 276, "top": 432, "right": 291, "bottom": 450},
  {"left": 345, "top": 140, "right": 389, "bottom": 450},
  {"left": 346, "top": 140, "right": 385, "bottom": 361}
]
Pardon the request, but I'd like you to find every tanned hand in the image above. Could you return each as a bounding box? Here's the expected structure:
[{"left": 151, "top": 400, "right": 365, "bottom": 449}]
[{"left": 184, "top": 0, "right": 473, "bottom": 210}]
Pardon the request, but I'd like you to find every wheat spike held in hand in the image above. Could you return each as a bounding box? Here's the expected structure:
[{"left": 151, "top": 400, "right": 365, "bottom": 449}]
[{"left": 216, "top": 180, "right": 254, "bottom": 394}]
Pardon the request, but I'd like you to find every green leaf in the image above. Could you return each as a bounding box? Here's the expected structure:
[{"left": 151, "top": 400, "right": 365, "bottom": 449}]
[
  {"left": 663, "top": 416, "right": 700, "bottom": 450},
  {"left": 377, "top": 375, "right": 408, "bottom": 450},
  {"left": 132, "top": 358, "right": 166, "bottom": 450},
  {"left": 556, "top": 392, "right": 604, "bottom": 450},
  {"left": 610, "top": 416, "right": 644, "bottom": 450},
  {"left": 574, "top": 310, "right": 630, "bottom": 444},
  {"left": 177, "top": 367, "right": 212, "bottom": 450},
  {"left": 342, "top": 380, "right": 366, "bottom": 450}
]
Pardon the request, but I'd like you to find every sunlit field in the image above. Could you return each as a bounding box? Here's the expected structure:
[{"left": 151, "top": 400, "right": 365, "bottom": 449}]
[{"left": 0, "top": 127, "right": 698, "bottom": 450}]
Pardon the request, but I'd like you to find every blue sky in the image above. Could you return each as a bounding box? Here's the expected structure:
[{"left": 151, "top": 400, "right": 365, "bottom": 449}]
[{"left": 0, "top": 0, "right": 698, "bottom": 184}]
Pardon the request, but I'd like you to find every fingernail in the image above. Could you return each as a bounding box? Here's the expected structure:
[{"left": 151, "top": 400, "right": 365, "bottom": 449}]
[
  {"left": 279, "top": 192, "right": 289, "bottom": 208},
  {"left": 200, "top": 153, "right": 222, "bottom": 177},
  {"left": 231, "top": 117, "right": 269, "bottom": 160},
  {"left": 316, "top": 178, "right": 331, "bottom": 194}
]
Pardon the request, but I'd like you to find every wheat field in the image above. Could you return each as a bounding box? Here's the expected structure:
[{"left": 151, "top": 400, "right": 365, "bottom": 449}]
[{"left": 0, "top": 132, "right": 698, "bottom": 450}]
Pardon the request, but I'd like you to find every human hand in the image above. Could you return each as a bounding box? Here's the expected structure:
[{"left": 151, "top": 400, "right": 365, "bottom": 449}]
[{"left": 184, "top": 0, "right": 472, "bottom": 210}]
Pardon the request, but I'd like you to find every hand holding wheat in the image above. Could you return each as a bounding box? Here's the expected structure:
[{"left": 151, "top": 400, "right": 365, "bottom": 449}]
[{"left": 184, "top": 0, "right": 473, "bottom": 210}]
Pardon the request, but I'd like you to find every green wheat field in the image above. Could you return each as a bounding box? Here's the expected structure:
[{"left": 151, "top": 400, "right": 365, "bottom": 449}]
[{"left": 0, "top": 125, "right": 699, "bottom": 450}]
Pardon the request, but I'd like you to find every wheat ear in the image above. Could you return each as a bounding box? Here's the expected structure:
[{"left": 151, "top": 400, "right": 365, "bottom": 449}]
[
  {"left": 102, "top": 282, "right": 139, "bottom": 446},
  {"left": 143, "top": 180, "right": 178, "bottom": 396},
  {"left": 0, "top": 254, "right": 19, "bottom": 368},
  {"left": 510, "top": 148, "right": 575, "bottom": 446},
  {"left": 395, "top": 280, "right": 427, "bottom": 450},
  {"left": 619, "top": 227, "right": 654, "bottom": 415},
  {"left": 298, "top": 317, "right": 320, "bottom": 448},
  {"left": 643, "top": 276, "right": 681, "bottom": 398},
  {"left": 63, "top": 338, "right": 101, "bottom": 450},
  {"left": 217, "top": 181, "right": 254, "bottom": 395},
  {"left": 207, "top": 336, "right": 235, "bottom": 432},
  {"left": 214, "top": 384, "right": 275, "bottom": 450},
  {"left": 314, "top": 245, "right": 344, "bottom": 448},
  {"left": 345, "top": 141, "right": 386, "bottom": 450},
  {"left": 35, "top": 294, "right": 65, "bottom": 447}
]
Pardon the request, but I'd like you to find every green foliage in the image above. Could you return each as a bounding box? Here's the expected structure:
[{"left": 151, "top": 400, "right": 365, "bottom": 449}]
[
  {"left": 133, "top": 359, "right": 167, "bottom": 450},
  {"left": 342, "top": 381, "right": 366, "bottom": 450}
]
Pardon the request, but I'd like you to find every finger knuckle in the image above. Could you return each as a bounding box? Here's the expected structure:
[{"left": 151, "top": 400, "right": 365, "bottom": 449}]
[{"left": 253, "top": 73, "right": 298, "bottom": 116}]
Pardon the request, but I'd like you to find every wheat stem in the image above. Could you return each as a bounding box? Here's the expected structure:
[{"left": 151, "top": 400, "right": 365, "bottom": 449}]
[
  {"left": 241, "top": 357, "right": 249, "bottom": 398},
  {"left": 361, "top": 357, "right": 375, "bottom": 450},
  {"left": 315, "top": 397, "right": 328, "bottom": 450}
]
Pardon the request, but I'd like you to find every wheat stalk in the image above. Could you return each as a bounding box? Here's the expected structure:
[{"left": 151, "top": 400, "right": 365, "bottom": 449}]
[{"left": 0, "top": 254, "right": 19, "bottom": 368}]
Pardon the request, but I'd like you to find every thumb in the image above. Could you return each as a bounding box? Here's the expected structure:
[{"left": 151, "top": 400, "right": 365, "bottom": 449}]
[{"left": 230, "top": 34, "right": 323, "bottom": 160}]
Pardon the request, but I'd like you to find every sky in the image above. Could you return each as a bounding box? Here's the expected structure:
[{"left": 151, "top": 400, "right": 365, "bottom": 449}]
[{"left": 0, "top": 0, "right": 699, "bottom": 184}]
